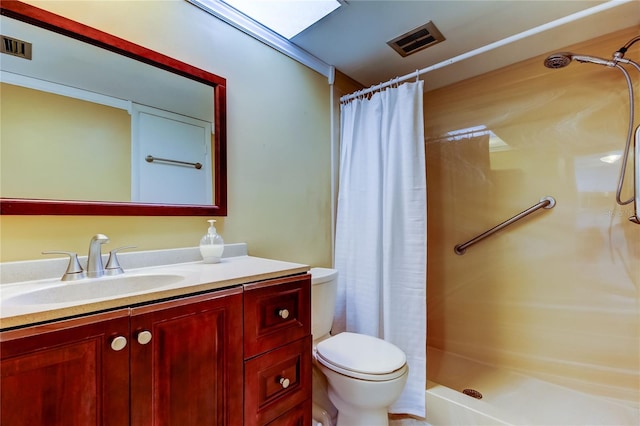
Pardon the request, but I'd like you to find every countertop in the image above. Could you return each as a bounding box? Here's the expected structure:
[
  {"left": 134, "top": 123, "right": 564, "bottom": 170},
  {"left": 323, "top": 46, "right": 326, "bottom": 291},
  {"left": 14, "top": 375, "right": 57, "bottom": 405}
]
[{"left": 0, "top": 255, "right": 309, "bottom": 329}]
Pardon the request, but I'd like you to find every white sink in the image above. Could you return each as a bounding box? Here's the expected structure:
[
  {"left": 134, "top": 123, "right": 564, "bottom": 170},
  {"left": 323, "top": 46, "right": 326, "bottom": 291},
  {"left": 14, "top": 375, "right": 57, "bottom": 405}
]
[{"left": 3, "top": 274, "right": 184, "bottom": 306}]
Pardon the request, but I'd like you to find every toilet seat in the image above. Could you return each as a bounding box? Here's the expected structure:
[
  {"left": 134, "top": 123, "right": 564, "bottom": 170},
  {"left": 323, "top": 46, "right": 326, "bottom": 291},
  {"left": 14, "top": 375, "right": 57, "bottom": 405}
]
[{"left": 315, "top": 332, "right": 407, "bottom": 381}]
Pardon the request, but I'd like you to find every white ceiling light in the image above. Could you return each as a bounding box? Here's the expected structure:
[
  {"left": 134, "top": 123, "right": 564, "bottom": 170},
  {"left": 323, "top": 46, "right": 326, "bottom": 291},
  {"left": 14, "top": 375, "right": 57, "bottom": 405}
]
[{"left": 221, "top": 0, "right": 341, "bottom": 39}]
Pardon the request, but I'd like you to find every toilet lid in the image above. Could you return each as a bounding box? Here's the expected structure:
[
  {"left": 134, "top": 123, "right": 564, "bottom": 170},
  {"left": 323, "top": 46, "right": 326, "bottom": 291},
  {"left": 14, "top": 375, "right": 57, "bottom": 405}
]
[{"left": 315, "top": 332, "right": 406, "bottom": 376}]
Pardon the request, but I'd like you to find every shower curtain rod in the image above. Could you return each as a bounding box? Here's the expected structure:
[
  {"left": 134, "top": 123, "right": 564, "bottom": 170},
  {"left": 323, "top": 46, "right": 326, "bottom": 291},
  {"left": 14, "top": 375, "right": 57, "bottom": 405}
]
[{"left": 340, "top": 0, "right": 633, "bottom": 103}]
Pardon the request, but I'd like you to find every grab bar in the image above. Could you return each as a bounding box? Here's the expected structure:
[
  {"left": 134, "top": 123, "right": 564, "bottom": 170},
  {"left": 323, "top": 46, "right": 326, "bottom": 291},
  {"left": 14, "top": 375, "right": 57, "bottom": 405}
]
[
  {"left": 454, "top": 196, "right": 556, "bottom": 255},
  {"left": 145, "top": 155, "right": 202, "bottom": 169}
]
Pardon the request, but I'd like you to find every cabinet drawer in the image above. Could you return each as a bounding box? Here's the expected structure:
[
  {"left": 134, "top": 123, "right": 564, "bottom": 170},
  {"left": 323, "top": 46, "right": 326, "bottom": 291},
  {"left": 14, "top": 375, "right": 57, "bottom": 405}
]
[
  {"left": 244, "top": 274, "right": 310, "bottom": 358},
  {"left": 244, "top": 336, "right": 312, "bottom": 426}
]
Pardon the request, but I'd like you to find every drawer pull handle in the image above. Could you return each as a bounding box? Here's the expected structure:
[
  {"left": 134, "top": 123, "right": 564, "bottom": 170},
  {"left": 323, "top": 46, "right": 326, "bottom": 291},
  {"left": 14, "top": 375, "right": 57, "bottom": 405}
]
[
  {"left": 110, "top": 336, "right": 127, "bottom": 351},
  {"left": 277, "top": 309, "right": 290, "bottom": 319},
  {"left": 279, "top": 377, "right": 291, "bottom": 389},
  {"left": 137, "top": 330, "right": 152, "bottom": 345}
]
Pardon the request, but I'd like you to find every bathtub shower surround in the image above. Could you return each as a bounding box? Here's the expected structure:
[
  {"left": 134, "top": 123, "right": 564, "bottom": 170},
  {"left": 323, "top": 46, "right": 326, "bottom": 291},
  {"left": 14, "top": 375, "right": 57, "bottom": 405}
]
[
  {"left": 425, "top": 27, "right": 639, "bottom": 425},
  {"left": 334, "top": 81, "right": 427, "bottom": 417}
]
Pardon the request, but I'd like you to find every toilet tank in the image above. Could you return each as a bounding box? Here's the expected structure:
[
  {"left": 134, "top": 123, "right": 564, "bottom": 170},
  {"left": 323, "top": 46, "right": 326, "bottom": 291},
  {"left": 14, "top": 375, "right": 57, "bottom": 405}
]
[{"left": 310, "top": 267, "right": 338, "bottom": 340}]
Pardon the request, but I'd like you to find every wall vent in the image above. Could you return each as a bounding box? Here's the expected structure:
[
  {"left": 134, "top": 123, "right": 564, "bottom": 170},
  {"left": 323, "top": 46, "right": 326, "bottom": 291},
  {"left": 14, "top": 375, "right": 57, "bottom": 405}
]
[
  {"left": 1, "top": 35, "right": 32, "bottom": 60},
  {"left": 387, "top": 21, "right": 445, "bottom": 57}
]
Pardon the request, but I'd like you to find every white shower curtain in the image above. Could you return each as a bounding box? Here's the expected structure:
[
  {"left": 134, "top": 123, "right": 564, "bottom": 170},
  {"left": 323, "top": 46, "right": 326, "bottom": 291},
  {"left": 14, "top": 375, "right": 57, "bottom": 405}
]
[{"left": 333, "top": 81, "right": 426, "bottom": 417}]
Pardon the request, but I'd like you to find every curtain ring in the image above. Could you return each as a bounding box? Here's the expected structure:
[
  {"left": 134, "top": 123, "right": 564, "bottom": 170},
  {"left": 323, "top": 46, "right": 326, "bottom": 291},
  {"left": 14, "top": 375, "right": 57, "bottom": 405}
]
[{"left": 415, "top": 70, "right": 420, "bottom": 82}]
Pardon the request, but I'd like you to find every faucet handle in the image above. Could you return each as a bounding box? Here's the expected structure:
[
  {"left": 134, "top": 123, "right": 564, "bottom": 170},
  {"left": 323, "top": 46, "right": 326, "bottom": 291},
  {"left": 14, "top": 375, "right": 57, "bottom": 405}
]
[
  {"left": 105, "top": 246, "right": 136, "bottom": 276},
  {"left": 42, "top": 251, "right": 86, "bottom": 281}
]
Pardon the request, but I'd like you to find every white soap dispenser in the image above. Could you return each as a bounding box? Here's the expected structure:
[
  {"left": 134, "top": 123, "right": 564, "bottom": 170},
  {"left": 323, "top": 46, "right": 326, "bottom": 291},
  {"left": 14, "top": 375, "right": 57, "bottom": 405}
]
[{"left": 200, "top": 219, "right": 224, "bottom": 263}]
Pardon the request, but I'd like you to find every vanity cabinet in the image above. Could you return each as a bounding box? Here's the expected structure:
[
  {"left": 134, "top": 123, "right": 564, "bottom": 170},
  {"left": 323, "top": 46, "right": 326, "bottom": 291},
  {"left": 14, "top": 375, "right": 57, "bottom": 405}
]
[
  {"left": 0, "top": 271, "right": 312, "bottom": 425},
  {"left": 243, "top": 274, "right": 312, "bottom": 426},
  {"left": 0, "top": 287, "right": 243, "bottom": 426}
]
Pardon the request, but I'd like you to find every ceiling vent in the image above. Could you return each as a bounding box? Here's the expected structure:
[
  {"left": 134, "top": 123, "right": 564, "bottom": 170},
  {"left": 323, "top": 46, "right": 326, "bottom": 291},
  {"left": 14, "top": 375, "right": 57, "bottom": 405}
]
[
  {"left": 1, "top": 35, "right": 32, "bottom": 60},
  {"left": 387, "top": 21, "right": 445, "bottom": 57}
]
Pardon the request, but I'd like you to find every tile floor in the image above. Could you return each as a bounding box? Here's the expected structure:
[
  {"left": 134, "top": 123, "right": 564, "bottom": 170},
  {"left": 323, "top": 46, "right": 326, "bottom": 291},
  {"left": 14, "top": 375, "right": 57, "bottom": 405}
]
[{"left": 388, "top": 416, "right": 430, "bottom": 425}]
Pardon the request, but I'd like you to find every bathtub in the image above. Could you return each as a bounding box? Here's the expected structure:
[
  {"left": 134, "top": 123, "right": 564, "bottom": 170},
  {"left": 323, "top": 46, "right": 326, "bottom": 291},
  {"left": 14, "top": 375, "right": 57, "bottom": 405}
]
[{"left": 426, "top": 347, "right": 639, "bottom": 426}]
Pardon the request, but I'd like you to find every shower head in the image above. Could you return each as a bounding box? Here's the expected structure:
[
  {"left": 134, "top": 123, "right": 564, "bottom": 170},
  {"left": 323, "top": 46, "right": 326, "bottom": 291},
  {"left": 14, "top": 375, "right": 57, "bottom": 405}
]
[
  {"left": 543, "top": 52, "right": 614, "bottom": 69},
  {"left": 544, "top": 52, "right": 572, "bottom": 69}
]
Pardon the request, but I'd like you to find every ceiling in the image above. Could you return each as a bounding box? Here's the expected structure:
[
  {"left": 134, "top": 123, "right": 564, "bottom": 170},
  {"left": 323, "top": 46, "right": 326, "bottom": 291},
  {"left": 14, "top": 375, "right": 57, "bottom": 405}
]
[{"left": 288, "top": 0, "right": 640, "bottom": 91}]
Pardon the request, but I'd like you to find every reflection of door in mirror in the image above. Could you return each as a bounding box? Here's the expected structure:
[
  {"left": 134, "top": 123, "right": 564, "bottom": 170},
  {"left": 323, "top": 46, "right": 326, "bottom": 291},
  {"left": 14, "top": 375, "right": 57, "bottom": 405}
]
[{"left": 132, "top": 104, "right": 213, "bottom": 205}]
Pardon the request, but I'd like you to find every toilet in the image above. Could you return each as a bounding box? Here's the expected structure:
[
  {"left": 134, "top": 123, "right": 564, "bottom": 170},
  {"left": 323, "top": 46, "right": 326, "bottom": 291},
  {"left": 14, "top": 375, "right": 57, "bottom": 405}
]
[{"left": 310, "top": 267, "right": 409, "bottom": 426}]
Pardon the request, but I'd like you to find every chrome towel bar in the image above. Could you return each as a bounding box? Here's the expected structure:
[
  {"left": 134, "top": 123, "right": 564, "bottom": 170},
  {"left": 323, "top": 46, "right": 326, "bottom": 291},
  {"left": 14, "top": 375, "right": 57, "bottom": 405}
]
[
  {"left": 454, "top": 196, "right": 556, "bottom": 255},
  {"left": 145, "top": 155, "right": 202, "bottom": 169}
]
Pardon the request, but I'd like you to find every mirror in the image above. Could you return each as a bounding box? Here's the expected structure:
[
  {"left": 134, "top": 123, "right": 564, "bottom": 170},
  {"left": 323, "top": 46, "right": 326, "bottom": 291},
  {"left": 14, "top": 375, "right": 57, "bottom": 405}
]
[{"left": 0, "top": 1, "right": 227, "bottom": 215}]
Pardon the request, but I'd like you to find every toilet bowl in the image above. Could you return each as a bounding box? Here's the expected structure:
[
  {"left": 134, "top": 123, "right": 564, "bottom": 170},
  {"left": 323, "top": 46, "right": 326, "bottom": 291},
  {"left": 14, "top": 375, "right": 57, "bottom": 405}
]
[{"left": 310, "top": 268, "right": 409, "bottom": 426}]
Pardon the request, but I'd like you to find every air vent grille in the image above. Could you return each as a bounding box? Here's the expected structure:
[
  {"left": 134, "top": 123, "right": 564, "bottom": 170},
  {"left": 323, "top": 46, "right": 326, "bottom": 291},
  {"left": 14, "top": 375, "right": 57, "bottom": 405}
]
[
  {"left": 1, "top": 35, "right": 32, "bottom": 60},
  {"left": 387, "top": 21, "right": 445, "bottom": 57}
]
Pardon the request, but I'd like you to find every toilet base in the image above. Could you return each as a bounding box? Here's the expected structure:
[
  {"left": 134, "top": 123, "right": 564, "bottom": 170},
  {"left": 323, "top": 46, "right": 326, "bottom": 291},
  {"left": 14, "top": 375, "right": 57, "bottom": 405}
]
[
  {"left": 329, "top": 387, "right": 390, "bottom": 426},
  {"left": 312, "top": 362, "right": 337, "bottom": 425},
  {"left": 337, "top": 409, "right": 389, "bottom": 426},
  {"left": 318, "top": 359, "right": 408, "bottom": 426}
]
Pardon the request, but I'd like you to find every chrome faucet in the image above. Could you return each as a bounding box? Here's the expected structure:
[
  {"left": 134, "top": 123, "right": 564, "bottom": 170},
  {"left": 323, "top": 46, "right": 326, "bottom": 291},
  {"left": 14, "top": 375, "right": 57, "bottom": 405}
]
[
  {"left": 87, "top": 234, "right": 109, "bottom": 278},
  {"left": 43, "top": 235, "right": 134, "bottom": 281}
]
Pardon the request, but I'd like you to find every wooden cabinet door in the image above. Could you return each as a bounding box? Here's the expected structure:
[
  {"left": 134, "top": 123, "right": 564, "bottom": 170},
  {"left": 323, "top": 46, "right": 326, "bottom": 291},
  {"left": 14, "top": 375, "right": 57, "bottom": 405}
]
[
  {"left": 130, "top": 287, "right": 244, "bottom": 426},
  {"left": 0, "top": 309, "right": 130, "bottom": 426}
]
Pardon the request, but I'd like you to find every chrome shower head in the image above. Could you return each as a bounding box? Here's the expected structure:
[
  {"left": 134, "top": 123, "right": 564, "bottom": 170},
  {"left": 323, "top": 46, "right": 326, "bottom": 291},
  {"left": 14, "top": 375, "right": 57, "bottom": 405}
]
[
  {"left": 544, "top": 52, "right": 614, "bottom": 69},
  {"left": 544, "top": 52, "right": 572, "bottom": 69}
]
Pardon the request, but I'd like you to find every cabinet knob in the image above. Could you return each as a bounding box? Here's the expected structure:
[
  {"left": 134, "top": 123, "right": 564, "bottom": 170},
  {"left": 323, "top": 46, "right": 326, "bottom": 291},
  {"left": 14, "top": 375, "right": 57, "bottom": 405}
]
[
  {"left": 277, "top": 309, "right": 290, "bottom": 319},
  {"left": 137, "top": 330, "right": 152, "bottom": 345},
  {"left": 279, "top": 377, "right": 290, "bottom": 389},
  {"left": 110, "top": 336, "right": 127, "bottom": 351}
]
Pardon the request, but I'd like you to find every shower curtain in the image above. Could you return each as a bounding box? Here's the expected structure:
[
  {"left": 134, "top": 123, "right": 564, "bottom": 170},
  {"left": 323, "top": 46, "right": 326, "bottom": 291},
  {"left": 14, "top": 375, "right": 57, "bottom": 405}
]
[{"left": 333, "top": 81, "right": 426, "bottom": 417}]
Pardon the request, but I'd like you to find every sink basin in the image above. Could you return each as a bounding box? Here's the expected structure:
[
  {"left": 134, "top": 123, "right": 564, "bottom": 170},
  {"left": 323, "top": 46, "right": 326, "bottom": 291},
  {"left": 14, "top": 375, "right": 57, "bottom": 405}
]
[{"left": 4, "top": 274, "right": 184, "bottom": 306}]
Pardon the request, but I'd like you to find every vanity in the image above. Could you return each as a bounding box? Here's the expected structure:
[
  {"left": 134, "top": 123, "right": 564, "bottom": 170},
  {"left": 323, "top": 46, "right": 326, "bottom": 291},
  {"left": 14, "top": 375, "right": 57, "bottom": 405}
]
[{"left": 0, "top": 254, "right": 312, "bottom": 425}]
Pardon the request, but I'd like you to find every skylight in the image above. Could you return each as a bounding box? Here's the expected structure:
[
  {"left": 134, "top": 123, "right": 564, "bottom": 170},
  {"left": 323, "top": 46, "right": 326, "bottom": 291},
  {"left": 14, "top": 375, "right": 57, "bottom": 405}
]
[{"left": 221, "top": 0, "right": 341, "bottom": 39}]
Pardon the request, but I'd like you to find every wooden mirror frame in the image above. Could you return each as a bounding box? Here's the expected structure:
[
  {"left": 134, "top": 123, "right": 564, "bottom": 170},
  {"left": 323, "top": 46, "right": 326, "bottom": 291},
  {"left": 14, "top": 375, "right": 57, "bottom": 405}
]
[{"left": 0, "top": 0, "right": 227, "bottom": 216}]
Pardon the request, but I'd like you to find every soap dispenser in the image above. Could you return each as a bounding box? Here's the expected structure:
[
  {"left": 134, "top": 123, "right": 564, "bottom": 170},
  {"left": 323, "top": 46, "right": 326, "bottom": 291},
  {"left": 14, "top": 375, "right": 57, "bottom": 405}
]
[{"left": 200, "top": 219, "right": 224, "bottom": 263}]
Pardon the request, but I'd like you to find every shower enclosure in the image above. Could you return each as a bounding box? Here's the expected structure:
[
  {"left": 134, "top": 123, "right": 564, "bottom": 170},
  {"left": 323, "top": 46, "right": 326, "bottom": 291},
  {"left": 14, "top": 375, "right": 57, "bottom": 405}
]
[{"left": 424, "top": 27, "right": 639, "bottom": 425}]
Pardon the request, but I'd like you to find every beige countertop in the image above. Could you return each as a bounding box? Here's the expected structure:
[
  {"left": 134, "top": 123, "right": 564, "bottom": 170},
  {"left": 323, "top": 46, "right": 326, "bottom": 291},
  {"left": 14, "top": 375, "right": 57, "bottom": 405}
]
[{"left": 0, "top": 255, "right": 309, "bottom": 329}]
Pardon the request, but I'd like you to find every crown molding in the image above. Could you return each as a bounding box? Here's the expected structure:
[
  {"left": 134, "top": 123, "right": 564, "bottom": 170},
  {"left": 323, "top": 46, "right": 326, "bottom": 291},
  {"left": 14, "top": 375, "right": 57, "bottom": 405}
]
[{"left": 187, "top": 0, "right": 333, "bottom": 80}]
